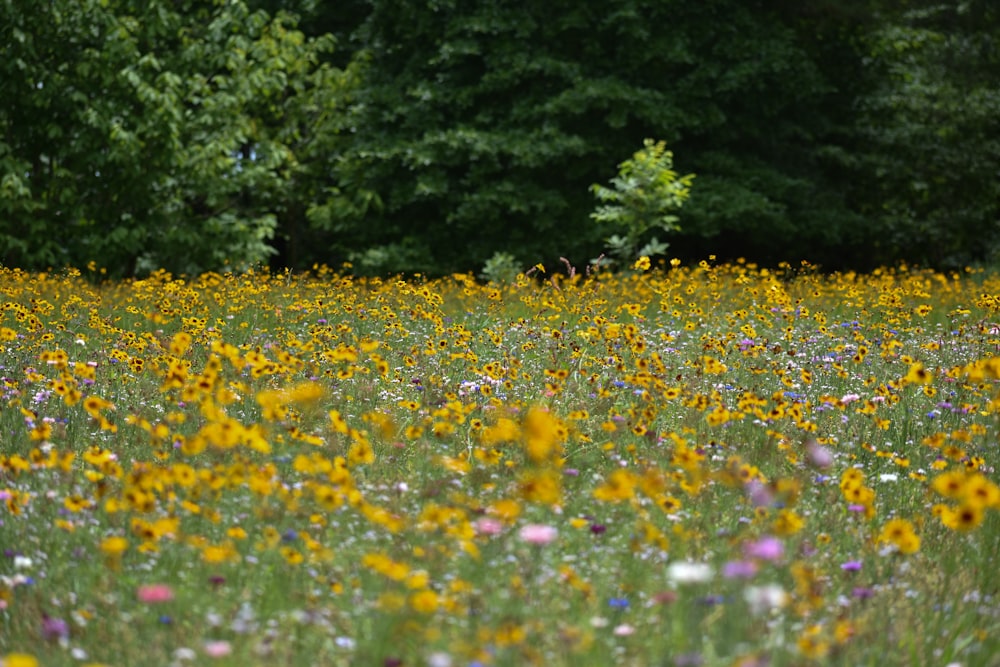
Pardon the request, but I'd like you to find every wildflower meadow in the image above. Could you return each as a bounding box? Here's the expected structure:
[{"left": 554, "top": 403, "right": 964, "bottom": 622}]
[{"left": 1, "top": 259, "right": 999, "bottom": 667}]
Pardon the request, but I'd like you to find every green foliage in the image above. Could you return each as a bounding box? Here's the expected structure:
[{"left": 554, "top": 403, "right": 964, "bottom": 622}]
[
  {"left": 590, "top": 139, "right": 694, "bottom": 266},
  {"left": 478, "top": 250, "right": 523, "bottom": 284},
  {"left": 0, "top": 0, "right": 352, "bottom": 276},
  {"left": 306, "top": 0, "right": 866, "bottom": 275},
  {"left": 845, "top": 1, "right": 1000, "bottom": 267},
  {"left": 2, "top": 0, "right": 999, "bottom": 275}
]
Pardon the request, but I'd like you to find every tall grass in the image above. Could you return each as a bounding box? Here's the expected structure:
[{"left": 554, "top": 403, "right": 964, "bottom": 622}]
[{"left": 1, "top": 260, "right": 998, "bottom": 666}]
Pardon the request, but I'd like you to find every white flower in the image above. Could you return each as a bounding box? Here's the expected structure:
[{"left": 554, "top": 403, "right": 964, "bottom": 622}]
[
  {"left": 666, "top": 562, "right": 714, "bottom": 584},
  {"left": 744, "top": 584, "right": 788, "bottom": 615},
  {"left": 427, "top": 652, "right": 453, "bottom": 667},
  {"left": 173, "top": 647, "right": 197, "bottom": 662}
]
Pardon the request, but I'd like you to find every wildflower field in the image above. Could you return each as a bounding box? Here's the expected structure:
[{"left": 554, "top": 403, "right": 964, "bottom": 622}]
[{"left": 1, "top": 260, "right": 999, "bottom": 667}]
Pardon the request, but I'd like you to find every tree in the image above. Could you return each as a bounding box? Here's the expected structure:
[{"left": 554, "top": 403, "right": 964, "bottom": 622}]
[
  {"left": 847, "top": 1, "right": 1000, "bottom": 267},
  {"left": 299, "top": 0, "right": 848, "bottom": 275},
  {"left": 590, "top": 139, "right": 695, "bottom": 267},
  {"left": 0, "top": 0, "right": 351, "bottom": 276}
]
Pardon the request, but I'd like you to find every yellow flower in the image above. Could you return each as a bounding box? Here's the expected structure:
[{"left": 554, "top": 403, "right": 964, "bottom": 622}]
[
  {"left": 797, "top": 625, "right": 830, "bottom": 659},
  {"left": 362, "top": 552, "right": 410, "bottom": 581},
  {"left": 480, "top": 417, "right": 519, "bottom": 446},
  {"left": 202, "top": 542, "right": 240, "bottom": 564},
  {"left": 100, "top": 536, "right": 129, "bottom": 556},
  {"left": 280, "top": 546, "right": 304, "bottom": 565},
  {"left": 593, "top": 469, "right": 636, "bottom": 503},
  {"left": 494, "top": 621, "right": 527, "bottom": 646},
  {"left": 83, "top": 395, "right": 113, "bottom": 416},
  {"left": 904, "top": 362, "right": 933, "bottom": 385},
  {"left": 169, "top": 331, "right": 192, "bottom": 355},
  {"left": 521, "top": 407, "right": 564, "bottom": 464},
  {"left": 839, "top": 468, "right": 865, "bottom": 490},
  {"left": 772, "top": 509, "right": 805, "bottom": 536},
  {"left": 518, "top": 468, "right": 562, "bottom": 506},
  {"left": 878, "top": 518, "right": 920, "bottom": 554},
  {"left": 633, "top": 256, "right": 651, "bottom": 271},
  {"left": 961, "top": 473, "right": 1000, "bottom": 508},
  {"left": 409, "top": 589, "right": 439, "bottom": 614},
  {"left": 285, "top": 381, "right": 325, "bottom": 405},
  {"left": 833, "top": 619, "right": 856, "bottom": 645},
  {"left": 489, "top": 499, "right": 521, "bottom": 523},
  {"left": 347, "top": 438, "right": 375, "bottom": 467},
  {"left": 931, "top": 470, "right": 967, "bottom": 499},
  {"left": 227, "top": 526, "right": 248, "bottom": 540},
  {"left": 3, "top": 654, "right": 39, "bottom": 667},
  {"left": 406, "top": 570, "right": 430, "bottom": 590},
  {"left": 941, "top": 503, "right": 983, "bottom": 532},
  {"left": 325, "top": 410, "right": 349, "bottom": 435},
  {"left": 29, "top": 423, "right": 52, "bottom": 442}
]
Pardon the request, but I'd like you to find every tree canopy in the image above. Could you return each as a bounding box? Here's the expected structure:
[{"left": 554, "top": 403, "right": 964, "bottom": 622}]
[
  {"left": 0, "top": 0, "right": 354, "bottom": 276},
  {"left": 1, "top": 0, "right": 997, "bottom": 276}
]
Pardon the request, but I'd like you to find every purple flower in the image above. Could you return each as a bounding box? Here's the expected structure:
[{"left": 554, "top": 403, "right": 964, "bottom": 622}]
[
  {"left": 841, "top": 560, "right": 863, "bottom": 572},
  {"left": 41, "top": 614, "right": 69, "bottom": 641},
  {"left": 744, "top": 536, "right": 783, "bottom": 561},
  {"left": 852, "top": 587, "right": 875, "bottom": 599},
  {"left": 722, "top": 560, "right": 760, "bottom": 579}
]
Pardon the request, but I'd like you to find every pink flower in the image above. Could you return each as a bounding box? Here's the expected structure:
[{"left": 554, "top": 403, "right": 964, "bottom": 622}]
[
  {"left": 613, "top": 623, "right": 636, "bottom": 636},
  {"left": 203, "top": 640, "right": 233, "bottom": 658},
  {"left": 474, "top": 517, "right": 503, "bottom": 537},
  {"left": 137, "top": 584, "right": 175, "bottom": 604},
  {"left": 519, "top": 524, "right": 558, "bottom": 545},
  {"left": 805, "top": 440, "right": 833, "bottom": 469},
  {"left": 746, "top": 480, "right": 774, "bottom": 508}
]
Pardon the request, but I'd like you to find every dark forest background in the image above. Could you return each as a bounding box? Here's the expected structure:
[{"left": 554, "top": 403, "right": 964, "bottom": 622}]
[{"left": 2, "top": 0, "right": 998, "bottom": 277}]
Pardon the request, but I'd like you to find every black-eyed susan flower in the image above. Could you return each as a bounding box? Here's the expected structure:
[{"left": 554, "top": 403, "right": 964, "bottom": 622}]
[
  {"left": 878, "top": 517, "right": 920, "bottom": 554},
  {"left": 941, "top": 503, "right": 984, "bottom": 531}
]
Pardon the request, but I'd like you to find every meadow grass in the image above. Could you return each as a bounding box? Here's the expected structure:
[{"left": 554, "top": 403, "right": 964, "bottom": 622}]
[{"left": 1, "top": 259, "right": 999, "bottom": 667}]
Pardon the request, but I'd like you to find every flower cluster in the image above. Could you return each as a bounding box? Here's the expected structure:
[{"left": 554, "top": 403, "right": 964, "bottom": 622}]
[{"left": 0, "top": 261, "right": 998, "bottom": 666}]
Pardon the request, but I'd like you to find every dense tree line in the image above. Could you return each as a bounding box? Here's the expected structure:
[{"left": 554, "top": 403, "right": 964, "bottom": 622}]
[{"left": 1, "top": 0, "right": 997, "bottom": 277}]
